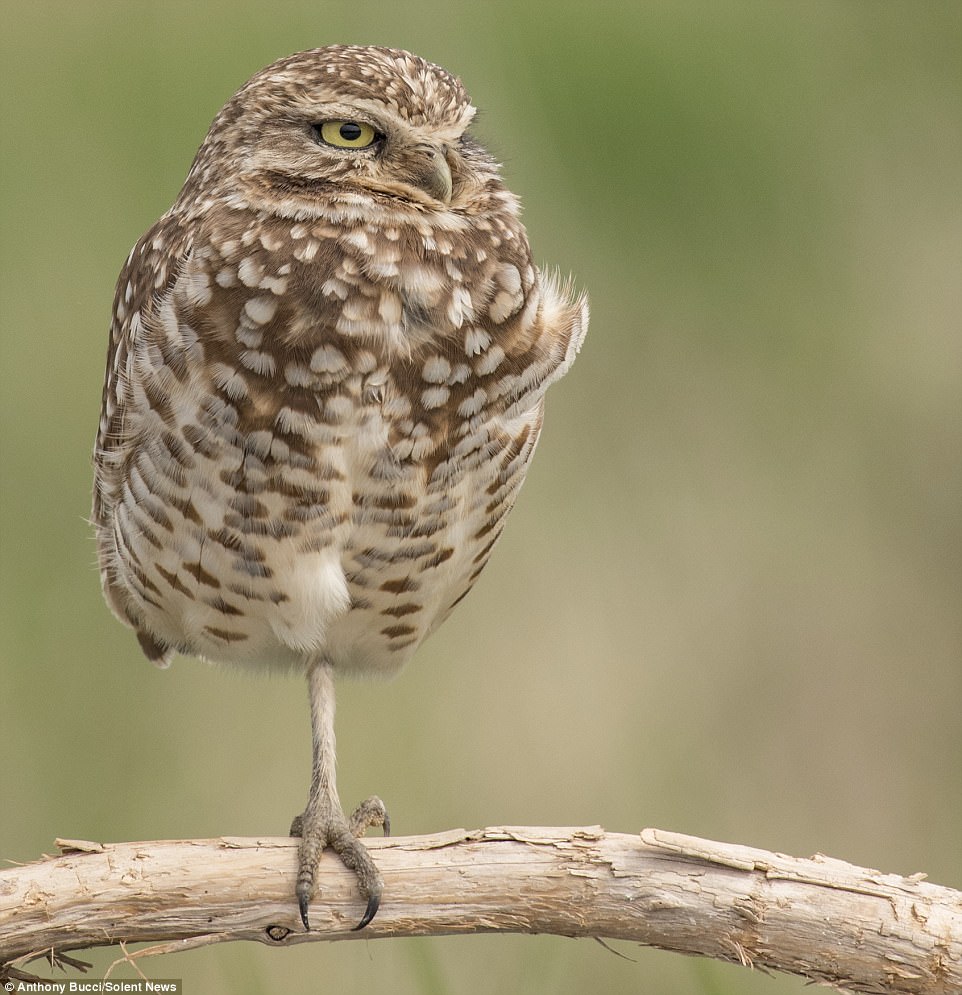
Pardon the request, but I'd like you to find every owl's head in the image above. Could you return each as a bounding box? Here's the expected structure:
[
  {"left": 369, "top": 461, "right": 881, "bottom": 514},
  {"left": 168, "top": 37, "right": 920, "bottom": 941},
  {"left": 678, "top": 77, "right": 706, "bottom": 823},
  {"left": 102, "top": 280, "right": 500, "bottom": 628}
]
[{"left": 186, "top": 46, "right": 502, "bottom": 216}]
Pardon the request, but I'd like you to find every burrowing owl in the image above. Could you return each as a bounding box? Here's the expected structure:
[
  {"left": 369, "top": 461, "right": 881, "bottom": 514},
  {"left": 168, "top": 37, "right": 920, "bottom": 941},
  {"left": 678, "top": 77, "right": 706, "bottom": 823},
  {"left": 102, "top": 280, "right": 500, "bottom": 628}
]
[{"left": 92, "top": 45, "right": 587, "bottom": 930}]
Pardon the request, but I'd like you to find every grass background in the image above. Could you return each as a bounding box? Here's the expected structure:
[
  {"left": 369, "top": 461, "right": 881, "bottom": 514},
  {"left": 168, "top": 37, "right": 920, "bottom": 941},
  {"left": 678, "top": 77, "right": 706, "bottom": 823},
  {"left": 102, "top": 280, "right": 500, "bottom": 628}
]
[{"left": 2, "top": 1, "right": 960, "bottom": 992}]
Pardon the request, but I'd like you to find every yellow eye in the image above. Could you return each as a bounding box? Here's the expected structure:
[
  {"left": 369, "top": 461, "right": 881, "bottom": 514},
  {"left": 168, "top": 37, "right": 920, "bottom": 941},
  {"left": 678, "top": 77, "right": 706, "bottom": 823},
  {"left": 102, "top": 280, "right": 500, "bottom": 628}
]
[{"left": 318, "top": 120, "right": 378, "bottom": 149}]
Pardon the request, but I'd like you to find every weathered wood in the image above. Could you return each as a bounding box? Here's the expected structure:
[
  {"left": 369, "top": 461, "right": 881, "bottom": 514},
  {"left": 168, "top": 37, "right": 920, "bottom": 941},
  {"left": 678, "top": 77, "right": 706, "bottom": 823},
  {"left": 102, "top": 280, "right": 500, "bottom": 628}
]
[{"left": 2, "top": 826, "right": 959, "bottom": 992}]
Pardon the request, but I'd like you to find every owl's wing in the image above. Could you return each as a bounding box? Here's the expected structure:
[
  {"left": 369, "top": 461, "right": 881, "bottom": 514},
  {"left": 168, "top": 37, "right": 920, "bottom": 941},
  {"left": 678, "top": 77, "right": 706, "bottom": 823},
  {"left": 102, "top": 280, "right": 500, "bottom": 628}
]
[{"left": 92, "top": 212, "right": 196, "bottom": 659}]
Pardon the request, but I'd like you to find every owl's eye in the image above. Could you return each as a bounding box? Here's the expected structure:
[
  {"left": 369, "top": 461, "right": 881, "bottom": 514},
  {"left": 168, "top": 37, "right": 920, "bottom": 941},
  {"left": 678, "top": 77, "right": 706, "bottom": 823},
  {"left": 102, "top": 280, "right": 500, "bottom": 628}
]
[{"left": 317, "top": 120, "right": 379, "bottom": 149}]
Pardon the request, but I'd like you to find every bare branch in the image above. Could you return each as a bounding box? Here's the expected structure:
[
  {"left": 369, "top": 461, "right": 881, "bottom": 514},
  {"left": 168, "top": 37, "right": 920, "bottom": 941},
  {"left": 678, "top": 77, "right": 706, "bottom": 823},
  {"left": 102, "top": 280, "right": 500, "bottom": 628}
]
[{"left": 2, "top": 826, "right": 960, "bottom": 992}]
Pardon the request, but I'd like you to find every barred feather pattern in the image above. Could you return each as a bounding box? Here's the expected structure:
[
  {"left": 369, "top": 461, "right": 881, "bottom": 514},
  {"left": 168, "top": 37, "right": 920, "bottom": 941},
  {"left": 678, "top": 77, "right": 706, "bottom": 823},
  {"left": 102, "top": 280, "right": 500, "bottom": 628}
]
[{"left": 93, "top": 45, "right": 587, "bottom": 678}]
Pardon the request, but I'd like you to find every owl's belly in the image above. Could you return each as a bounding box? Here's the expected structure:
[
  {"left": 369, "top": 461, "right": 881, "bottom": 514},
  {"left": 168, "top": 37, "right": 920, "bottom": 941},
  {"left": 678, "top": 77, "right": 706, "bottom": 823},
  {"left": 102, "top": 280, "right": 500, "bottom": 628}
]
[{"left": 107, "top": 389, "right": 540, "bottom": 677}]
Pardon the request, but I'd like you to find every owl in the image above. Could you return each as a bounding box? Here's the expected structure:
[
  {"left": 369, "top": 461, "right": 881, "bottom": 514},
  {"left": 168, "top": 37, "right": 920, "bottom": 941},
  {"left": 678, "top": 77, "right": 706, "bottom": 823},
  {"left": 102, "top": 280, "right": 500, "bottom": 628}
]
[{"left": 93, "top": 45, "right": 587, "bottom": 930}]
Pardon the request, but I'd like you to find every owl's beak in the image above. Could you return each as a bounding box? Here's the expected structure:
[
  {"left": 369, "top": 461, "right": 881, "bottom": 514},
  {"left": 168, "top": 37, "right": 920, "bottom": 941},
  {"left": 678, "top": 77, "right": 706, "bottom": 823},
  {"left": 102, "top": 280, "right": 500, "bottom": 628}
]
[{"left": 410, "top": 144, "right": 453, "bottom": 204}]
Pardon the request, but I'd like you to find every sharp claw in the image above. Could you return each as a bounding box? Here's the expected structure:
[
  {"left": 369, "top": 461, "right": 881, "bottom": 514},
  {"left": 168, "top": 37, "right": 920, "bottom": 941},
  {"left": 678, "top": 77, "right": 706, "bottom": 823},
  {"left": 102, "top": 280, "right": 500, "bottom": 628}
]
[
  {"left": 353, "top": 893, "right": 379, "bottom": 931},
  {"left": 297, "top": 889, "right": 311, "bottom": 931}
]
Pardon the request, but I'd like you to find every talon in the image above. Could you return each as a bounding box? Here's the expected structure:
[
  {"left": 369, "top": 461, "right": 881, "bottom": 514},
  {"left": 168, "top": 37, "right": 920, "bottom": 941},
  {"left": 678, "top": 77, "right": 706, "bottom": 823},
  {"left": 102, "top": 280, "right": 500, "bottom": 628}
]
[
  {"left": 354, "top": 893, "right": 379, "bottom": 931},
  {"left": 297, "top": 884, "right": 312, "bottom": 931}
]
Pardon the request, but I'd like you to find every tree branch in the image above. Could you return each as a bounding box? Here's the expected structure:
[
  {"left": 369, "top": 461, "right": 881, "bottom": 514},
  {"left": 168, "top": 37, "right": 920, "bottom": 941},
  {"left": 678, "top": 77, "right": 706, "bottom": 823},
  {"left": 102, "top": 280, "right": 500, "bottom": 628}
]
[{"left": 2, "top": 826, "right": 959, "bottom": 992}]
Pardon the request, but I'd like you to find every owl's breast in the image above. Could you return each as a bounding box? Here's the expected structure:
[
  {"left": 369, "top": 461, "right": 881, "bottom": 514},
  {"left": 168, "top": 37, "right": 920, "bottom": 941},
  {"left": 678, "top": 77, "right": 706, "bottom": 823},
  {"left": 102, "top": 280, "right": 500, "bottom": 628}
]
[{"left": 96, "top": 200, "right": 584, "bottom": 675}]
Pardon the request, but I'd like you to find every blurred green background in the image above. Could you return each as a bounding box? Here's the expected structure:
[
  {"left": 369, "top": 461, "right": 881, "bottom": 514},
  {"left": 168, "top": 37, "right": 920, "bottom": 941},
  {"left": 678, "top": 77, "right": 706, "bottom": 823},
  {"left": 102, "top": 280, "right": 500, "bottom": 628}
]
[{"left": 2, "top": 1, "right": 960, "bottom": 992}]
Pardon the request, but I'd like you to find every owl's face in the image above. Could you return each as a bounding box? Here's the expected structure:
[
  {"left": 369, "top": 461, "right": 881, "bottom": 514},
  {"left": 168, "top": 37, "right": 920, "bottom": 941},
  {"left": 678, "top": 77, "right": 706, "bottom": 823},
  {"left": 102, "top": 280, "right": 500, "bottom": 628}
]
[{"left": 188, "top": 46, "right": 501, "bottom": 217}]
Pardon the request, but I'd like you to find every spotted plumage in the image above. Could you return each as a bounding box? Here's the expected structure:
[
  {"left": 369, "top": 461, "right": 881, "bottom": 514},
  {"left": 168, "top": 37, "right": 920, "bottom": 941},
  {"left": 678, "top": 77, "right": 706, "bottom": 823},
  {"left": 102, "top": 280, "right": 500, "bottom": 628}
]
[{"left": 93, "top": 44, "right": 587, "bottom": 929}]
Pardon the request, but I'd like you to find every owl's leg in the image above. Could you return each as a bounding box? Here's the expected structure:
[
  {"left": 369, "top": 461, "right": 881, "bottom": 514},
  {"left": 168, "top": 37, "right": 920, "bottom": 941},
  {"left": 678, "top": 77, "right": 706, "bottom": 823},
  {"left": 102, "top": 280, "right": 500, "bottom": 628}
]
[{"left": 290, "top": 659, "right": 389, "bottom": 931}]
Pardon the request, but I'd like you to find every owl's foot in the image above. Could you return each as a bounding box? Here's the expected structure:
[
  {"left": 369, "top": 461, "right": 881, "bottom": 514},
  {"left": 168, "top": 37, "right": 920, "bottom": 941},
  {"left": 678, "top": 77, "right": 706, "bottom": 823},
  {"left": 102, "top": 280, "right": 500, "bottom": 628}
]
[{"left": 290, "top": 794, "right": 390, "bottom": 931}]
